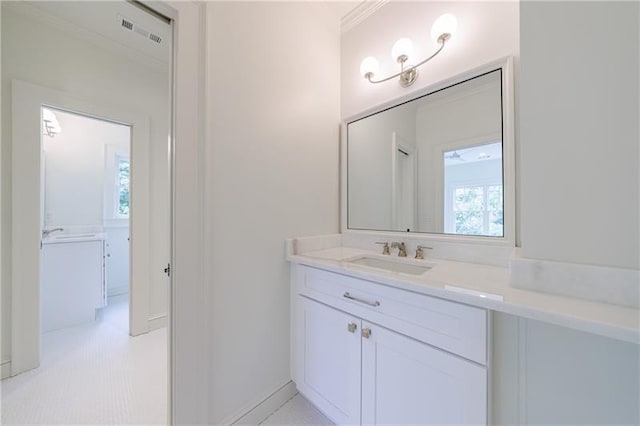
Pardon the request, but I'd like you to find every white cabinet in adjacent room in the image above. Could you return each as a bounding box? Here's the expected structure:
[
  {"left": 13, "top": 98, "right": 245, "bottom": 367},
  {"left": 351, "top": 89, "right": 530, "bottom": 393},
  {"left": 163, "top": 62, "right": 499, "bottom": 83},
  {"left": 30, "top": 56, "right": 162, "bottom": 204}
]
[{"left": 41, "top": 235, "right": 106, "bottom": 332}]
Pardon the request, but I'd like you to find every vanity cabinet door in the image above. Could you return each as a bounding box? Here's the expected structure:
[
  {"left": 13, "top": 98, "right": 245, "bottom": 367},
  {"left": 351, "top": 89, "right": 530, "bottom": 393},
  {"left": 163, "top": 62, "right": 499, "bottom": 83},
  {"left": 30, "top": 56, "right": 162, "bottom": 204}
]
[
  {"left": 361, "top": 322, "right": 487, "bottom": 426},
  {"left": 296, "top": 297, "right": 361, "bottom": 425}
]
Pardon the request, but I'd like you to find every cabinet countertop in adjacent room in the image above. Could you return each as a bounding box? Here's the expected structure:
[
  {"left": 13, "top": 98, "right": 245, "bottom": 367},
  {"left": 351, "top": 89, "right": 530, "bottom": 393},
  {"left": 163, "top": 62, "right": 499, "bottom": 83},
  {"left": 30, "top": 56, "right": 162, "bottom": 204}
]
[{"left": 287, "top": 246, "right": 640, "bottom": 344}]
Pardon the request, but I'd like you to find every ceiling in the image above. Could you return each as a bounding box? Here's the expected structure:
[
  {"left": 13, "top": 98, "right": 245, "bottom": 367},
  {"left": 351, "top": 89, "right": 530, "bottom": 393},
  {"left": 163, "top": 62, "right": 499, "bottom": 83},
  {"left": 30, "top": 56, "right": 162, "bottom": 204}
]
[{"left": 12, "top": 1, "right": 171, "bottom": 66}]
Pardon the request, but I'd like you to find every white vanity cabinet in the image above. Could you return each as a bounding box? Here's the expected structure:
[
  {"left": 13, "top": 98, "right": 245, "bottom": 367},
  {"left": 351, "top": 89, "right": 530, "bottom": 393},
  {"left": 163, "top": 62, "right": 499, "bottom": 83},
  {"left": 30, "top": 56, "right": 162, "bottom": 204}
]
[
  {"left": 361, "top": 321, "right": 486, "bottom": 425},
  {"left": 291, "top": 264, "right": 489, "bottom": 426},
  {"left": 296, "top": 297, "right": 362, "bottom": 425}
]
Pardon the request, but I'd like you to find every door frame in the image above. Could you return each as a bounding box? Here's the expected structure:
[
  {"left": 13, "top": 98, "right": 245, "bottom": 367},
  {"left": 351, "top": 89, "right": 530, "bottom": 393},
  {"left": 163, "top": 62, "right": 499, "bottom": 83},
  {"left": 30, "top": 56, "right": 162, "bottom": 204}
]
[
  {"left": 11, "top": 80, "right": 152, "bottom": 374},
  {"left": 3, "top": 1, "right": 210, "bottom": 424},
  {"left": 391, "top": 131, "right": 417, "bottom": 232}
]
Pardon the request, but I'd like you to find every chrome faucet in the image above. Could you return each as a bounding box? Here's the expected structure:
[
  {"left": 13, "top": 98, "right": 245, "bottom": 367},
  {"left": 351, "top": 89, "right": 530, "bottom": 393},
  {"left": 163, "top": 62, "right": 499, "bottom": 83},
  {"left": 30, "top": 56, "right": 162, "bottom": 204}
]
[
  {"left": 414, "top": 245, "right": 433, "bottom": 260},
  {"left": 391, "top": 242, "right": 407, "bottom": 257},
  {"left": 376, "top": 242, "right": 390, "bottom": 255},
  {"left": 42, "top": 227, "right": 64, "bottom": 238}
]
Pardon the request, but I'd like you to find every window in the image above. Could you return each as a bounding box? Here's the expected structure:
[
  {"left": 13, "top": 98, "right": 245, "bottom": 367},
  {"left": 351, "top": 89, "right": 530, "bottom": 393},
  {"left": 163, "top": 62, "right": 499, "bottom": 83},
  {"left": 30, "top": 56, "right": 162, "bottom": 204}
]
[
  {"left": 452, "top": 184, "right": 502, "bottom": 236},
  {"left": 443, "top": 141, "right": 503, "bottom": 237},
  {"left": 116, "top": 156, "right": 130, "bottom": 217}
]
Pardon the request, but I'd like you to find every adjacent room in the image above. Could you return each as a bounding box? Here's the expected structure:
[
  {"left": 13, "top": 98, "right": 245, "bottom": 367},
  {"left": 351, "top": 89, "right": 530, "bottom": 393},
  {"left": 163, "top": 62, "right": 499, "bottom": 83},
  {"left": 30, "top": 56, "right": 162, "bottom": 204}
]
[{"left": 2, "top": 1, "right": 171, "bottom": 424}]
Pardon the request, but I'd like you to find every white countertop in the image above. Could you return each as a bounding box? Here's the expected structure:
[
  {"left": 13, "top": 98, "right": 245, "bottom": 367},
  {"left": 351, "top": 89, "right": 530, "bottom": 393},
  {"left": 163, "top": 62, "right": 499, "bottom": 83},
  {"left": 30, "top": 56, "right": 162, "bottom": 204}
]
[
  {"left": 42, "top": 232, "right": 106, "bottom": 244},
  {"left": 288, "top": 247, "right": 640, "bottom": 344}
]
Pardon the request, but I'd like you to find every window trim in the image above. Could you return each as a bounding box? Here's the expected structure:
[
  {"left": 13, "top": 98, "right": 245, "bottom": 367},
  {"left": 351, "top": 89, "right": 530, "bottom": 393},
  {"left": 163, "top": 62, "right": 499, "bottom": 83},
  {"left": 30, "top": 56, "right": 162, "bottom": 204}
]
[
  {"left": 445, "top": 178, "right": 503, "bottom": 236},
  {"left": 115, "top": 154, "right": 130, "bottom": 219}
]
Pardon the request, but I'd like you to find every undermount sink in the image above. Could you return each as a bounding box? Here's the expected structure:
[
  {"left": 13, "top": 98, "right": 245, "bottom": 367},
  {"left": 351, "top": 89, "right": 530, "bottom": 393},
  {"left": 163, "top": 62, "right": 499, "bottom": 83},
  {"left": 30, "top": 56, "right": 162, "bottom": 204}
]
[{"left": 347, "top": 256, "right": 433, "bottom": 276}]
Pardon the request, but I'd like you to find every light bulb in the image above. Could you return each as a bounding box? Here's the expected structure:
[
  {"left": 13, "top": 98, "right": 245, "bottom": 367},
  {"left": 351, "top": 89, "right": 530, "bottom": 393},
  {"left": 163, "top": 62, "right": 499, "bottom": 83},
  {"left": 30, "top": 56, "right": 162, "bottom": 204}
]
[
  {"left": 359, "top": 56, "right": 379, "bottom": 78},
  {"left": 391, "top": 38, "right": 414, "bottom": 62},
  {"left": 431, "top": 13, "right": 457, "bottom": 43}
]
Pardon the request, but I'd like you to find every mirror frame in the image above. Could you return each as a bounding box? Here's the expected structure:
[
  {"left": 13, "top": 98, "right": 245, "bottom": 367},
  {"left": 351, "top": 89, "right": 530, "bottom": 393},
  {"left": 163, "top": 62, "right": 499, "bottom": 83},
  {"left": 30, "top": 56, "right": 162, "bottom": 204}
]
[{"left": 340, "top": 56, "right": 515, "bottom": 246}]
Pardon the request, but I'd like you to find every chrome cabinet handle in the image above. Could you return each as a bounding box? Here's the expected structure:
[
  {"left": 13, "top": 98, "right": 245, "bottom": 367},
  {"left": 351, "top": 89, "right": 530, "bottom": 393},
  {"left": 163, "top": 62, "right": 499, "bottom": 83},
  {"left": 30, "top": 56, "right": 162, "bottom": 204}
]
[
  {"left": 343, "top": 292, "right": 380, "bottom": 307},
  {"left": 347, "top": 323, "right": 357, "bottom": 333},
  {"left": 362, "top": 328, "right": 372, "bottom": 339}
]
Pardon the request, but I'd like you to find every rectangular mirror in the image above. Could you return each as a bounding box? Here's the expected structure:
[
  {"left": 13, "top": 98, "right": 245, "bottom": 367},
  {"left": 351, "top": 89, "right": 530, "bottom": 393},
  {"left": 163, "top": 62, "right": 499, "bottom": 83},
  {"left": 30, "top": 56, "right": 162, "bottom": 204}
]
[{"left": 345, "top": 60, "right": 514, "bottom": 240}]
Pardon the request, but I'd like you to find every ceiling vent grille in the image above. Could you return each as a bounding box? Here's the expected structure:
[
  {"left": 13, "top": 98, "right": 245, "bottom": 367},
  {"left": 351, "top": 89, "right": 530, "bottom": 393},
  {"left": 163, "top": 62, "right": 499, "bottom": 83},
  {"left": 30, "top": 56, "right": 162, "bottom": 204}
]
[
  {"left": 121, "top": 18, "right": 134, "bottom": 30},
  {"left": 117, "top": 14, "right": 163, "bottom": 46}
]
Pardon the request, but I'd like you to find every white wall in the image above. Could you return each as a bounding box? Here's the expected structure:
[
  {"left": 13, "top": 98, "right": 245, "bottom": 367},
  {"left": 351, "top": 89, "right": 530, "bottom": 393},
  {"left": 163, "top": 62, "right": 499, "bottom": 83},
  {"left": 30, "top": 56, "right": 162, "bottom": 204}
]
[
  {"left": 341, "top": 1, "right": 639, "bottom": 424},
  {"left": 415, "top": 75, "right": 501, "bottom": 232},
  {"left": 1, "top": 4, "right": 169, "bottom": 365},
  {"left": 43, "top": 109, "right": 130, "bottom": 229},
  {"left": 205, "top": 2, "right": 343, "bottom": 423},
  {"left": 520, "top": 1, "right": 639, "bottom": 270}
]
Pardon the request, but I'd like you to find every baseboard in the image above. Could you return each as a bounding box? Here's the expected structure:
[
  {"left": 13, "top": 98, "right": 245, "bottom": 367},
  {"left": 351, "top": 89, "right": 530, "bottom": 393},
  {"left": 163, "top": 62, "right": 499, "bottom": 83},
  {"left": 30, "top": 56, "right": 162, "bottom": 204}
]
[
  {"left": 229, "top": 381, "right": 298, "bottom": 426},
  {"left": 107, "top": 285, "right": 129, "bottom": 297},
  {"left": 148, "top": 314, "right": 167, "bottom": 331},
  {"left": 1, "top": 360, "right": 12, "bottom": 380}
]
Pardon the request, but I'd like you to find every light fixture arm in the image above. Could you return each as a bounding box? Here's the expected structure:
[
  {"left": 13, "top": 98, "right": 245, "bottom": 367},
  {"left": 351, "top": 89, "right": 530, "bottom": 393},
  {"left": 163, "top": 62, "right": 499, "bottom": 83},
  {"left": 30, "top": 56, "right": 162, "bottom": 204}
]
[
  {"left": 43, "top": 121, "right": 56, "bottom": 138},
  {"left": 365, "top": 34, "right": 449, "bottom": 87}
]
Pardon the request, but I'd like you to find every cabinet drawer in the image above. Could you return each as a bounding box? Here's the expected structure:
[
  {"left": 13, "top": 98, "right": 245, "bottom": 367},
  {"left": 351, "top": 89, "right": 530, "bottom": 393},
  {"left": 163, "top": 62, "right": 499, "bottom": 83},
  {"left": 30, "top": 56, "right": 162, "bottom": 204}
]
[{"left": 296, "top": 265, "right": 487, "bottom": 364}]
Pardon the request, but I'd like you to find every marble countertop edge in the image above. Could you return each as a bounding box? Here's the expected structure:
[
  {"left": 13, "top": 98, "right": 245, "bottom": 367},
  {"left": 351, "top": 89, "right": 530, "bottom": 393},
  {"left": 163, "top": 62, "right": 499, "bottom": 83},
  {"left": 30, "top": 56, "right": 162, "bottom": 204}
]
[{"left": 287, "top": 250, "right": 640, "bottom": 345}]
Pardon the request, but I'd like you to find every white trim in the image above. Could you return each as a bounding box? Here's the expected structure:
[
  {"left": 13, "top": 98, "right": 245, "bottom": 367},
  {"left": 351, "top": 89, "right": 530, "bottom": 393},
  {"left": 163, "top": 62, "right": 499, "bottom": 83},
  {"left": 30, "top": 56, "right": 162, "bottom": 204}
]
[
  {"left": 10, "top": 80, "right": 151, "bottom": 375},
  {"left": 167, "top": 2, "right": 209, "bottom": 424},
  {"left": 104, "top": 219, "right": 129, "bottom": 229},
  {"left": 391, "top": 132, "right": 417, "bottom": 232},
  {"left": 107, "top": 285, "right": 129, "bottom": 297},
  {"left": 1, "top": 361, "right": 12, "bottom": 380},
  {"left": 517, "top": 318, "right": 528, "bottom": 425},
  {"left": 0, "top": 5, "right": 3, "bottom": 379},
  {"left": 341, "top": 56, "right": 516, "bottom": 248},
  {"left": 148, "top": 314, "right": 168, "bottom": 331},
  {"left": 341, "top": 0, "right": 389, "bottom": 34},
  {"left": 231, "top": 381, "right": 298, "bottom": 425},
  {"left": 486, "top": 311, "right": 493, "bottom": 426},
  {"left": 114, "top": 154, "right": 131, "bottom": 219}
]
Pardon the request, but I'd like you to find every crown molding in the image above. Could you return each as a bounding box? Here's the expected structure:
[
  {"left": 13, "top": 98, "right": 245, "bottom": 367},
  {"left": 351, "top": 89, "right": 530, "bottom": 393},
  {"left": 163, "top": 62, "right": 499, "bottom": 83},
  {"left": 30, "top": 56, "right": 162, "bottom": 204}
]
[{"left": 341, "top": 0, "right": 390, "bottom": 34}]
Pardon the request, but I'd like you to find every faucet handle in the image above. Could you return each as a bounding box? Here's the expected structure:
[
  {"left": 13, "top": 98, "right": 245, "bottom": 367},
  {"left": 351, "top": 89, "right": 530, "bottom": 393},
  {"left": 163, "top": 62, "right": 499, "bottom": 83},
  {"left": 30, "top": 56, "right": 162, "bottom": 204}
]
[
  {"left": 415, "top": 245, "right": 433, "bottom": 260},
  {"left": 375, "top": 242, "right": 390, "bottom": 255}
]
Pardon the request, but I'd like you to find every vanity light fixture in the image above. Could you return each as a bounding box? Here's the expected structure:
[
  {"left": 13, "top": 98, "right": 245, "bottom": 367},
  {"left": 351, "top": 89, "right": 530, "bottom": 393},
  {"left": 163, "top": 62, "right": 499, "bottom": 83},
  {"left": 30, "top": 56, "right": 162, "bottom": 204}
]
[
  {"left": 42, "top": 108, "right": 62, "bottom": 138},
  {"left": 359, "top": 13, "right": 458, "bottom": 88}
]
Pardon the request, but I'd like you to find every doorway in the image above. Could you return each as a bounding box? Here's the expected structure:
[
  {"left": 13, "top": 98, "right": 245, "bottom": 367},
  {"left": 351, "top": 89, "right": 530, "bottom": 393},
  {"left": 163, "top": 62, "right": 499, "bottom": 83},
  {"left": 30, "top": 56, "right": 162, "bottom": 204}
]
[
  {"left": 2, "top": 1, "right": 175, "bottom": 423},
  {"left": 40, "top": 107, "right": 132, "bottom": 335},
  {"left": 391, "top": 131, "right": 417, "bottom": 232}
]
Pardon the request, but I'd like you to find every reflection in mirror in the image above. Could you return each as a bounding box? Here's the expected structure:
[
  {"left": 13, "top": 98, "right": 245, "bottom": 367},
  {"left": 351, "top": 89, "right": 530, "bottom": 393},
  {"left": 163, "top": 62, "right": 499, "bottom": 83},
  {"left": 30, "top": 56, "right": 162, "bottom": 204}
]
[
  {"left": 444, "top": 142, "right": 502, "bottom": 236},
  {"left": 347, "top": 69, "right": 503, "bottom": 237}
]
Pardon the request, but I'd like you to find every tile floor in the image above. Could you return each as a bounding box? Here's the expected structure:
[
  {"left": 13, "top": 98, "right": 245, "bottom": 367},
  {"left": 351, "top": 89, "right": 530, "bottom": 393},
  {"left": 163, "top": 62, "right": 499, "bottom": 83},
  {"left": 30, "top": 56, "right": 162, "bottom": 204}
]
[
  {"left": 1, "top": 295, "right": 167, "bottom": 425},
  {"left": 260, "top": 394, "right": 333, "bottom": 426},
  {"left": 1, "top": 295, "right": 332, "bottom": 426}
]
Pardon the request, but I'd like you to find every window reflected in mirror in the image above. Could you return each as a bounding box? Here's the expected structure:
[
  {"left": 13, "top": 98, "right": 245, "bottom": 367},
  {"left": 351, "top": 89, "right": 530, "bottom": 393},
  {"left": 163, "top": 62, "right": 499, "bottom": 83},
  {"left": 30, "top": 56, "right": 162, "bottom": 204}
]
[{"left": 443, "top": 142, "right": 502, "bottom": 236}]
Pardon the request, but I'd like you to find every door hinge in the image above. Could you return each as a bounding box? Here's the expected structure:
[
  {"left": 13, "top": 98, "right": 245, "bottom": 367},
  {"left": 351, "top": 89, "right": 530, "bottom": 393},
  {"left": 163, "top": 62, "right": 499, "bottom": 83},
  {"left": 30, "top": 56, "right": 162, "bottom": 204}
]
[{"left": 164, "top": 263, "right": 171, "bottom": 277}]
